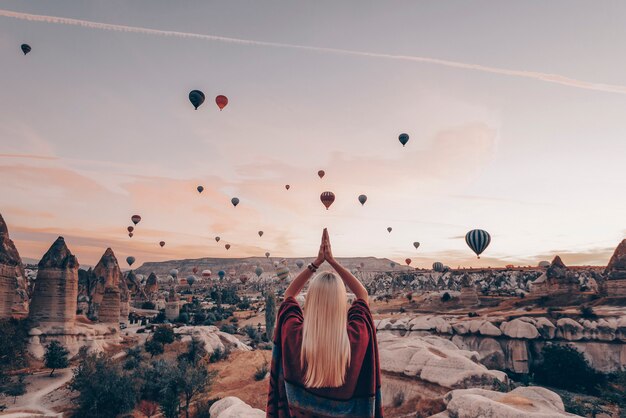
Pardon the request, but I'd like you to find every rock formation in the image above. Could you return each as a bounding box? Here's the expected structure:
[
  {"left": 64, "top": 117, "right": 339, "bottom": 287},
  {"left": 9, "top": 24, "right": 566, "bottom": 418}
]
[
  {"left": 209, "top": 397, "right": 264, "bottom": 418},
  {"left": 144, "top": 272, "right": 159, "bottom": 298},
  {"left": 165, "top": 287, "right": 180, "bottom": 321},
  {"left": 458, "top": 274, "right": 479, "bottom": 308},
  {"left": 90, "top": 248, "right": 123, "bottom": 325},
  {"left": 29, "top": 237, "right": 79, "bottom": 331},
  {"left": 125, "top": 269, "right": 147, "bottom": 302},
  {"left": 0, "top": 213, "right": 28, "bottom": 318},
  {"left": 605, "top": 239, "right": 626, "bottom": 297},
  {"left": 545, "top": 256, "right": 579, "bottom": 295}
]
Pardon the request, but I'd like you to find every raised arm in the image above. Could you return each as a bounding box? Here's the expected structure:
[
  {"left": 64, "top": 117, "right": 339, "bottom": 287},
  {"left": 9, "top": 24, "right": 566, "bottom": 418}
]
[
  {"left": 323, "top": 229, "right": 369, "bottom": 302},
  {"left": 284, "top": 229, "right": 326, "bottom": 298}
]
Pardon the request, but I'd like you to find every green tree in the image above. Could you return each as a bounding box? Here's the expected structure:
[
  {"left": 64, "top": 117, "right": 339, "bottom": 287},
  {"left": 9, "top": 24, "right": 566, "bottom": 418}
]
[
  {"left": 44, "top": 341, "right": 69, "bottom": 377},
  {"left": 152, "top": 326, "right": 176, "bottom": 345},
  {"left": 4, "top": 374, "right": 26, "bottom": 403},
  {"left": 0, "top": 319, "right": 30, "bottom": 371},
  {"left": 69, "top": 352, "right": 138, "bottom": 418},
  {"left": 177, "top": 360, "right": 216, "bottom": 418},
  {"left": 533, "top": 344, "right": 604, "bottom": 394},
  {"left": 123, "top": 346, "right": 143, "bottom": 370},
  {"left": 145, "top": 339, "right": 164, "bottom": 358},
  {"left": 265, "top": 293, "right": 277, "bottom": 341},
  {"left": 177, "top": 336, "right": 207, "bottom": 366}
]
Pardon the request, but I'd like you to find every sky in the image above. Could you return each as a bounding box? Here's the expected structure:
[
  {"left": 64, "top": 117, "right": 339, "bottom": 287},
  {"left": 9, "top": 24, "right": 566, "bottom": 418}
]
[{"left": 0, "top": 1, "right": 625, "bottom": 268}]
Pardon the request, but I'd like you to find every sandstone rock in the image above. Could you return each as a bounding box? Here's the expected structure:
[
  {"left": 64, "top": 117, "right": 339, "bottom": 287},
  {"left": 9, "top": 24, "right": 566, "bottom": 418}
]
[
  {"left": 144, "top": 272, "right": 159, "bottom": 297},
  {"left": 605, "top": 239, "right": 626, "bottom": 280},
  {"left": 377, "top": 318, "right": 394, "bottom": 330},
  {"left": 92, "top": 248, "right": 122, "bottom": 325},
  {"left": 556, "top": 318, "right": 584, "bottom": 341},
  {"left": 501, "top": 339, "right": 529, "bottom": 373},
  {"left": 174, "top": 326, "right": 251, "bottom": 354},
  {"left": 478, "top": 321, "right": 502, "bottom": 337},
  {"left": 452, "top": 321, "right": 471, "bottom": 335},
  {"left": 500, "top": 319, "right": 539, "bottom": 339},
  {"left": 596, "top": 318, "right": 616, "bottom": 341},
  {"left": 29, "top": 237, "right": 79, "bottom": 330},
  {"left": 438, "top": 386, "right": 577, "bottom": 418},
  {"left": 209, "top": 396, "right": 265, "bottom": 418},
  {"left": 0, "top": 213, "right": 28, "bottom": 318},
  {"left": 535, "top": 317, "right": 556, "bottom": 339},
  {"left": 408, "top": 315, "right": 435, "bottom": 330},
  {"left": 391, "top": 317, "right": 409, "bottom": 330}
]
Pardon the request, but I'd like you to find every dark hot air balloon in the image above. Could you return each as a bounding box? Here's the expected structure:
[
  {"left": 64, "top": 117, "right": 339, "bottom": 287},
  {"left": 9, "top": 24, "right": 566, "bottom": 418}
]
[
  {"left": 255, "top": 267, "right": 263, "bottom": 277},
  {"left": 126, "top": 256, "right": 136, "bottom": 267},
  {"left": 265, "top": 252, "right": 270, "bottom": 258},
  {"left": 189, "top": 90, "right": 205, "bottom": 110},
  {"left": 21, "top": 44, "right": 31, "bottom": 55},
  {"left": 127, "top": 226, "right": 134, "bottom": 233},
  {"left": 215, "top": 236, "right": 220, "bottom": 243},
  {"left": 432, "top": 262, "right": 444, "bottom": 272},
  {"left": 296, "top": 259, "right": 304, "bottom": 269},
  {"left": 216, "top": 95, "right": 228, "bottom": 110},
  {"left": 218, "top": 270, "right": 226, "bottom": 280},
  {"left": 405, "top": 258, "right": 412, "bottom": 266},
  {"left": 231, "top": 197, "right": 239, "bottom": 207},
  {"left": 192, "top": 266, "right": 198, "bottom": 274},
  {"left": 317, "top": 170, "right": 325, "bottom": 179},
  {"left": 197, "top": 186, "right": 204, "bottom": 193},
  {"left": 159, "top": 241, "right": 165, "bottom": 248},
  {"left": 285, "top": 184, "right": 290, "bottom": 190},
  {"left": 128, "top": 232, "right": 133, "bottom": 238},
  {"left": 413, "top": 242, "right": 420, "bottom": 249},
  {"left": 358, "top": 194, "right": 367, "bottom": 206},
  {"left": 131, "top": 215, "right": 141, "bottom": 225},
  {"left": 320, "top": 191, "right": 335, "bottom": 210},
  {"left": 258, "top": 231, "right": 263, "bottom": 237},
  {"left": 398, "top": 133, "right": 409, "bottom": 147},
  {"left": 240, "top": 274, "right": 249, "bottom": 284},
  {"left": 170, "top": 269, "right": 178, "bottom": 278},
  {"left": 465, "top": 229, "right": 491, "bottom": 258},
  {"left": 387, "top": 227, "right": 392, "bottom": 233},
  {"left": 225, "top": 244, "right": 231, "bottom": 250}
]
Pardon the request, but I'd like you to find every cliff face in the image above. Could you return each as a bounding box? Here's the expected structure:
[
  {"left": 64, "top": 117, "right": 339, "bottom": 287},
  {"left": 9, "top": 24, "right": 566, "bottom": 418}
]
[
  {"left": 29, "top": 237, "right": 79, "bottom": 329},
  {"left": 0, "top": 213, "right": 28, "bottom": 318}
]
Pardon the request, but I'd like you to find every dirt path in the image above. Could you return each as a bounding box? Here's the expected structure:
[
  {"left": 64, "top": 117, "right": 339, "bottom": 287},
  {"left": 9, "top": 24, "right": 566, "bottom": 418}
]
[{"left": 1, "top": 369, "right": 73, "bottom": 417}]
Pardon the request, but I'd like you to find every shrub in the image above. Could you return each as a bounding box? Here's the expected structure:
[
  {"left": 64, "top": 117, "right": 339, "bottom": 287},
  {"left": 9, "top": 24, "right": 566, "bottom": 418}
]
[
  {"left": 209, "top": 347, "right": 230, "bottom": 363},
  {"left": 141, "top": 301, "right": 156, "bottom": 310},
  {"left": 533, "top": 344, "right": 604, "bottom": 394},
  {"left": 153, "top": 326, "right": 176, "bottom": 345},
  {"left": 441, "top": 292, "right": 451, "bottom": 302},
  {"left": 265, "top": 293, "right": 277, "bottom": 341},
  {"left": 254, "top": 361, "right": 269, "bottom": 381},
  {"left": 392, "top": 390, "right": 405, "bottom": 407},
  {"left": 220, "top": 324, "right": 237, "bottom": 334},
  {"left": 579, "top": 305, "right": 597, "bottom": 319},
  {"left": 414, "top": 397, "right": 446, "bottom": 418},
  {"left": 145, "top": 339, "right": 164, "bottom": 358},
  {"left": 0, "top": 319, "right": 30, "bottom": 371}
]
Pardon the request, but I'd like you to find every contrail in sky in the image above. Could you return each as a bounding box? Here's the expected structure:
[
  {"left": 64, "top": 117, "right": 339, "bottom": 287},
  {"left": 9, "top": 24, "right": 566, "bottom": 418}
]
[{"left": 2, "top": 8, "right": 626, "bottom": 94}]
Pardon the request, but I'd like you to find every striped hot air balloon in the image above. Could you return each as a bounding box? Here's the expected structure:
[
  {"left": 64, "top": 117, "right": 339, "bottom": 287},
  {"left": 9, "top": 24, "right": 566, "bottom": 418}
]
[
  {"left": 432, "top": 262, "right": 444, "bottom": 272},
  {"left": 276, "top": 266, "right": 290, "bottom": 281},
  {"left": 465, "top": 229, "right": 491, "bottom": 258},
  {"left": 255, "top": 267, "right": 263, "bottom": 277},
  {"left": 320, "top": 191, "right": 335, "bottom": 210}
]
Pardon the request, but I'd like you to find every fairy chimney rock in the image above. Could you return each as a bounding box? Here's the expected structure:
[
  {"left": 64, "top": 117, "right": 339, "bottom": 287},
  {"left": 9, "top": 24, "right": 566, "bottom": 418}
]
[
  {"left": 0, "top": 213, "right": 28, "bottom": 318},
  {"left": 29, "top": 237, "right": 79, "bottom": 329},
  {"left": 605, "top": 239, "right": 626, "bottom": 297},
  {"left": 92, "top": 248, "right": 122, "bottom": 324}
]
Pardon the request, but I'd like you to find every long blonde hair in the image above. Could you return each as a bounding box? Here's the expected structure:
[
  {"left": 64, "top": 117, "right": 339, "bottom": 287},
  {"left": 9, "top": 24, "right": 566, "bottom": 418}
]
[{"left": 301, "top": 272, "right": 351, "bottom": 388}]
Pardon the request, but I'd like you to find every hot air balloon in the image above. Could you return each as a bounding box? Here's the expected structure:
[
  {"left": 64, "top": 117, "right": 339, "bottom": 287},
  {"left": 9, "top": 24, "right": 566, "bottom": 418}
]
[
  {"left": 390, "top": 262, "right": 396, "bottom": 269},
  {"left": 215, "top": 236, "right": 220, "bottom": 243},
  {"left": 218, "top": 270, "right": 225, "bottom": 280},
  {"left": 202, "top": 269, "right": 212, "bottom": 279},
  {"left": 285, "top": 184, "right": 290, "bottom": 190},
  {"left": 405, "top": 258, "right": 412, "bottom": 266},
  {"left": 127, "top": 226, "right": 134, "bottom": 233},
  {"left": 231, "top": 197, "right": 239, "bottom": 207},
  {"left": 228, "top": 269, "right": 236, "bottom": 279},
  {"left": 465, "top": 229, "right": 491, "bottom": 258},
  {"left": 265, "top": 252, "right": 270, "bottom": 258},
  {"left": 276, "top": 266, "right": 290, "bottom": 281},
  {"left": 186, "top": 276, "right": 196, "bottom": 287},
  {"left": 387, "top": 227, "right": 392, "bottom": 233},
  {"left": 398, "top": 133, "right": 409, "bottom": 147},
  {"left": 432, "top": 262, "right": 444, "bottom": 272},
  {"left": 538, "top": 261, "right": 550, "bottom": 268},
  {"left": 225, "top": 244, "right": 231, "bottom": 250},
  {"left": 126, "top": 256, "right": 136, "bottom": 267},
  {"left": 128, "top": 232, "right": 133, "bottom": 238},
  {"left": 358, "top": 194, "right": 367, "bottom": 205},
  {"left": 255, "top": 267, "right": 263, "bottom": 277},
  {"left": 240, "top": 274, "right": 249, "bottom": 285},
  {"left": 413, "top": 242, "right": 420, "bottom": 249},
  {"left": 215, "top": 95, "right": 228, "bottom": 111},
  {"left": 170, "top": 269, "right": 178, "bottom": 278},
  {"left": 360, "top": 262, "right": 365, "bottom": 268},
  {"left": 258, "top": 231, "right": 264, "bottom": 237},
  {"left": 273, "top": 261, "right": 279, "bottom": 268},
  {"left": 197, "top": 186, "right": 204, "bottom": 194},
  {"left": 320, "top": 191, "right": 335, "bottom": 210},
  {"left": 159, "top": 241, "right": 165, "bottom": 248},
  {"left": 318, "top": 170, "right": 325, "bottom": 179},
  {"left": 296, "top": 259, "right": 304, "bottom": 269},
  {"left": 192, "top": 267, "right": 198, "bottom": 274},
  {"left": 189, "top": 90, "right": 205, "bottom": 110},
  {"left": 131, "top": 215, "right": 141, "bottom": 225},
  {"left": 21, "top": 44, "right": 31, "bottom": 55}
]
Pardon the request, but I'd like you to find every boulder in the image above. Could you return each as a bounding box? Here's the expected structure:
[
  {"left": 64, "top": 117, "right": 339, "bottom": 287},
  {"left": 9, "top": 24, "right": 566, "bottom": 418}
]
[
  {"left": 436, "top": 386, "right": 577, "bottom": 418},
  {"left": 452, "top": 321, "right": 471, "bottom": 335},
  {"left": 556, "top": 318, "right": 584, "bottom": 341},
  {"left": 209, "top": 396, "right": 264, "bottom": 418},
  {"left": 596, "top": 319, "right": 616, "bottom": 341},
  {"left": 535, "top": 317, "right": 556, "bottom": 339},
  {"left": 500, "top": 319, "right": 539, "bottom": 339},
  {"left": 377, "top": 318, "right": 394, "bottom": 330},
  {"left": 478, "top": 321, "right": 502, "bottom": 337},
  {"left": 174, "top": 326, "right": 251, "bottom": 354}
]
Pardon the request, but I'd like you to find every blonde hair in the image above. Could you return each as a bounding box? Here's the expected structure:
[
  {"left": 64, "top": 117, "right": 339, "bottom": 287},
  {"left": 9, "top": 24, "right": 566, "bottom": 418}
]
[{"left": 301, "top": 272, "right": 351, "bottom": 388}]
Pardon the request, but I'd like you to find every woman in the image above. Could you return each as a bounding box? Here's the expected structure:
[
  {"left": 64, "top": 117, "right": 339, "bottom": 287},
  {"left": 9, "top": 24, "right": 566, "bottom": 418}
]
[{"left": 267, "top": 229, "right": 383, "bottom": 417}]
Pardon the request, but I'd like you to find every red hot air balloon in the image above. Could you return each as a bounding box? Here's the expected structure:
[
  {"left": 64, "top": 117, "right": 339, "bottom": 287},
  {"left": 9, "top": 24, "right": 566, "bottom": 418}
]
[
  {"left": 127, "top": 226, "right": 134, "bottom": 233},
  {"left": 258, "top": 231, "right": 264, "bottom": 237},
  {"left": 128, "top": 232, "right": 133, "bottom": 238},
  {"left": 225, "top": 244, "right": 231, "bottom": 250},
  {"left": 318, "top": 170, "right": 325, "bottom": 179},
  {"left": 216, "top": 95, "right": 228, "bottom": 110},
  {"left": 131, "top": 215, "right": 141, "bottom": 225},
  {"left": 159, "top": 241, "right": 165, "bottom": 248},
  {"left": 192, "top": 267, "right": 198, "bottom": 274},
  {"left": 320, "top": 191, "right": 335, "bottom": 210},
  {"left": 285, "top": 184, "right": 290, "bottom": 190},
  {"left": 215, "top": 236, "right": 220, "bottom": 243},
  {"left": 405, "top": 258, "right": 412, "bottom": 266}
]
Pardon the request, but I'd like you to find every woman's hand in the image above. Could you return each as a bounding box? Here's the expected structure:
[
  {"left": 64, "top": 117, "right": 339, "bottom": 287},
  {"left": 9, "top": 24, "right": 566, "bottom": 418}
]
[
  {"left": 313, "top": 228, "right": 327, "bottom": 267},
  {"left": 323, "top": 228, "right": 336, "bottom": 265}
]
